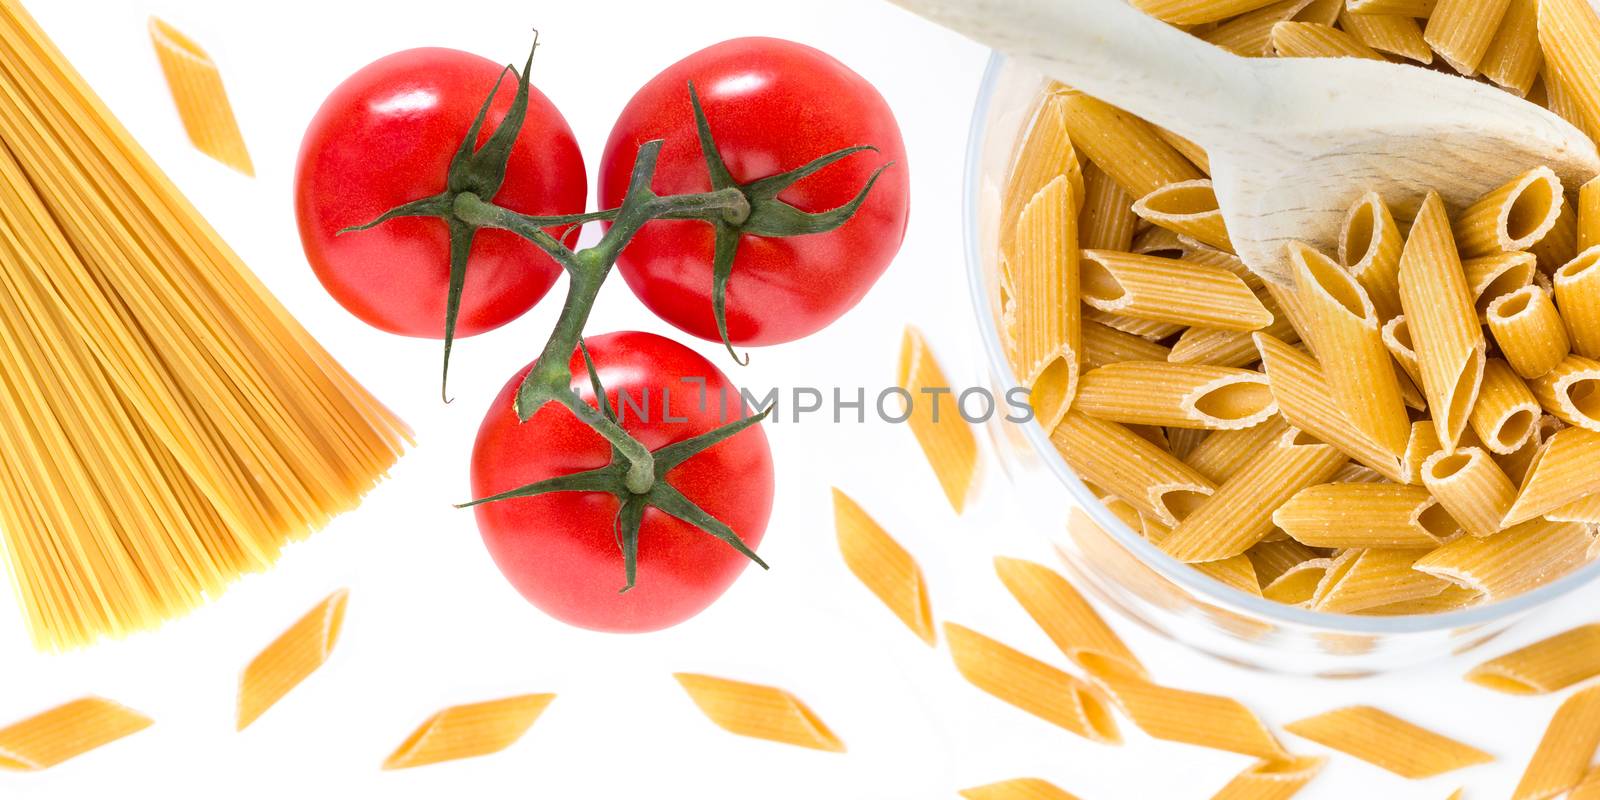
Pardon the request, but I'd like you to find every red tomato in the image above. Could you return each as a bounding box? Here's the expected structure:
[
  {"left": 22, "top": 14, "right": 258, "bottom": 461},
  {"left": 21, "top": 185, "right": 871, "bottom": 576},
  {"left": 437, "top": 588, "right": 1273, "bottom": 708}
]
[
  {"left": 470, "top": 332, "right": 774, "bottom": 632},
  {"left": 295, "top": 48, "right": 586, "bottom": 338},
  {"left": 601, "top": 37, "right": 910, "bottom": 347}
]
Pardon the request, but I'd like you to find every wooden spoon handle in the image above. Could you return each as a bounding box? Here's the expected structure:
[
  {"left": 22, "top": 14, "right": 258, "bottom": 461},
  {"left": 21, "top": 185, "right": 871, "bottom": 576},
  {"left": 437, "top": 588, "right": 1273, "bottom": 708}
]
[{"left": 888, "top": 0, "right": 1260, "bottom": 147}]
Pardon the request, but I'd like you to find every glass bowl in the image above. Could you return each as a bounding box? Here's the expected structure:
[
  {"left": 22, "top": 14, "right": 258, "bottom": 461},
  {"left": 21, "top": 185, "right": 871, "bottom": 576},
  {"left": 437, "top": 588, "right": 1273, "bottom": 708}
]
[{"left": 962, "top": 53, "right": 1600, "bottom": 676}]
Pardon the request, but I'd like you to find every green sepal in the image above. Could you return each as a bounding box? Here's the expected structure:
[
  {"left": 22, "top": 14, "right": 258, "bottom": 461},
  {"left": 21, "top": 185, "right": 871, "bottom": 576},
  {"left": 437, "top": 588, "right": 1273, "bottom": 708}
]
[
  {"left": 740, "top": 161, "right": 894, "bottom": 237},
  {"left": 336, "top": 194, "right": 453, "bottom": 236},
  {"left": 439, "top": 218, "right": 478, "bottom": 403},
  {"left": 708, "top": 222, "right": 747, "bottom": 365},
  {"left": 652, "top": 405, "right": 772, "bottom": 473},
  {"left": 454, "top": 465, "right": 622, "bottom": 509},
  {"left": 647, "top": 482, "right": 769, "bottom": 571},
  {"left": 614, "top": 495, "right": 647, "bottom": 593}
]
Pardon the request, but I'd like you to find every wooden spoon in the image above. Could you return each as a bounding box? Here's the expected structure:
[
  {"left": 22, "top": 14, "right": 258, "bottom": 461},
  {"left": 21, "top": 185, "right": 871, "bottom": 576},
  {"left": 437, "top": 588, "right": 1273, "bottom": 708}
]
[{"left": 893, "top": 0, "right": 1600, "bottom": 285}]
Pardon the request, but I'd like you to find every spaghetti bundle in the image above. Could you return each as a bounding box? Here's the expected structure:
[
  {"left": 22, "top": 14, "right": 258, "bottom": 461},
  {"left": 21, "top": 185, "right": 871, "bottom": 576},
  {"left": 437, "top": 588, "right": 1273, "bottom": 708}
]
[{"left": 0, "top": 0, "right": 408, "bottom": 650}]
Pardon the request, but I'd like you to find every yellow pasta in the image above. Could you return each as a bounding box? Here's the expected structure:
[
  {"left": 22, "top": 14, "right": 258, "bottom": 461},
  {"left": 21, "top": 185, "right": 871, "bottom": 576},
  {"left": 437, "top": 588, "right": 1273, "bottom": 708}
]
[
  {"left": 1290, "top": 242, "right": 1410, "bottom": 457},
  {"left": 1169, "top": 289, "right": 1298, "bottom": 369},
  {"left": 1340, "top": 7, "right": 1434, "bottom": 63},
  {"left": 1153, "top": 125, "right": 1212, "bottom": 174},
  {"left": 1270, "top": 21, "right": 1385, "bottom": 58},
  {"left": 944, "top": 623, "right": 1120, "bottom": 744},
  {"left": 1274, "top": 483, "right": 1455, "bottom": 548},
  {"left": 1505, "top": 426, "right": 1600, "bottom": 524},
  {"left": 1254, "top": 333, "right": 1405, "bottom": 481},
  {"left": 832, "top": 489, "right": 934, "bottom": 646},
  {"left": 1415, "top": 517, "right": 1592, "bottom": 599},
  {"left": 1456, "top": 167, "right": 1564, "bottom": 258},
  {"left": 1052, "top": 410, "right": 1216, "bottom": 526},
  {"left": 148, "top": 19, "right": 253, "bottom": 175},
  {"left": 1422, "top": 447, "right": 1517, "bottom": 537},
  {"left": 1160, "top": 428, "right": 1347, "bottom": 563},
  {"left": 1555, "top": 245, "right": 1600, "bottom": 358},
  {"left": 1209, "top": 756, "right": 1326, "bottom": 800},
  {"left": 1466, "top": 623, "right": 1600, "bottom": 694},
  {"left": 1527, "top": 355, "right": 1600, "bottom": 431},
  {"left": 1575, "top": 770, "right": 1600, "bottom": 800},
  {"left": 1081, "top": 250, "right": 1271, "bottom": 331},
  {"left": 1549, "top": 490, "right": 1600, "bottom": 522},
  {"left": 1082, "top": 319, "right": 1171, "bottom": 368},
  {"left": 383, "top": 694, "right": 555, "bottom": 769},
  {"left": 1205, "top": 0, "right": 1319, "bottom": 56},
  {"left": 1543, "top": 61, "right": 1600, "bottom": 143},
  {"left": 1285, "top": 705, "right": 1493, "bottom": 778},
  {"left": 237, "top": 589, "right": 349, "bottom": 730},
  {"left": 1168, "top": 426, "right": 1211, "bottom": 461},
  {"left": 1348, "top": 0, "right": 1436, "bottom": 14},
  {"left": 1400, "top": 419, "right": 1443, "bottom": 484},
  {"left": 1488, "top": 286, "right": 1572, "bottom": 380},
  {"left": 1083, "top": 305, "right": 1187, "bottom": 341},
  {"left": 1538, "top": 0, "right": 1600, "bottom": 148},
  {"left": 960, "top": 778, "right": 1081, "bottom": 800},
  {"left": 1132, "top": 179, "right": 1233, "bottom": 253},
  {"left": 1093, "top": 672, "right": 1287, "bottom": 759},
  {"left": 1295, "top": 0, "right": 1344, "bottom": 24},
  {"left": 900, "top": 326, "right": 979, "bottom": 513},
  {"left": 1247, "top": 538, "right": 1321, "bottom": 584},
  {"left": 1399, "top": 192, "right": 1487, "bottom": 451},
  {"left": 1581, "top": 175, "right": 1600, "bottom": 250},
  {"left": 0, "top": 697, "right": 151, "bottom": 771},
  {"left": 1511, "top": 683, "right": 1600, "bottom": 800},
  {"left": 1002, "top": 92, "right": 1085, "bottom": 251},
  {"left": 1464, "top": 252, "right": 1538, "bottom": 319},
  {"left": 1481, "top": 0, "right": 1542, "bottom": 94},
  {"left": 1056, "top": 92, "right": 1203, "bottom": 199},
  {"left": 1533, "top": 201, "right": 1579, "bottom": 273},
  {"left": 1312, "top": 548, "right": 1453, "bottom": 613},
  {"left": 1424, "top": 0, "right": 1514, "bottom": 74},
  {"left": 1074, "top": 362, "right": 1276, "bottom": 430},
  {"left": 1131, "top": 0, "right": 1282, "bottom": 24},
  {"left": 1470, "top": 359, "right": 1542, "bottom": 453},
  {"left": 1007, "top": 177, "right": 1081, "bottom": 432},
  {"left": 1183, "top": 415, "right": 1292, "bottom": 483},
  {"left": 1365, "top": 584, "right": 1485, "bottom": 615},
  {"left": 1263, "top": 558, "right": 1334, "bottom": 605},
  {"left": 1340, "top": 192, "right": 1406, "bottom": 321},
  {"left": 1079, "top": 162, "right": 1138, "bottom": 252},
  {"left": 994, "top": 556, "right": 1144, "bottom": 679}
]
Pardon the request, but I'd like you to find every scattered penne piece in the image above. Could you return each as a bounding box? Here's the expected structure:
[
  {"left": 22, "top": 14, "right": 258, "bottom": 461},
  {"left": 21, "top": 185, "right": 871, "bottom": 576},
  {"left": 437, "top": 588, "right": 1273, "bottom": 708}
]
[
  {"left": 944, "top": 623, "right": 1120, "bottom": 744},
  {"left": 1052, "top": 410, "right": 1217, "bottom": 526},
  {"left": 1399, "top": 192, "right": 1487, "bottom": 451},
  {"left": 832, "top": 489, "right": 935, "bottom": 645},
  {"left": 900, "top": 327, "right": 979, "bottom": 513},
  {"left": 1074, "top": 362, "right": 1277, "bottom": 430},
  {"left": 674, "top": 674, "right": 843, "bottom": 753},
  {"left": 1209, "top": 755, "right": 1326, "bottom": 800},
  {"left": 994, "top": 556, "right": 1145, "bottom": 679},
  {"left": 1415, "top": 518, "right": 1592, "bottom": 599},
  {"left": 1093, "top": 671, "right": 1287, "bottom": 759},
  {"left": 148, "top": 18, "right": 254, "bottom": 175},
  {"left": 1079, "top": 162, "right": 1139, "bottom": 252},
  {"left": 1080, "top": 250, "right": 1271, "bottom": 332},
  {"left": 1284, "top": 705, "right": 1492, "bottom": 778},
  {"left": 1340, "top": 192, "right": 1406, "bottom": 321},
  {"left": 1270, "top": 21, "right": 1385, "bottom": 58},
  {"left": 1504, "top": 427, "right": 1600, "bottom": 524},
  {"left": 1575, "top": 771, "right": 1600, "bottom": 800},
  {"left": 1511, "top": 683, "right": 1600, "bottom": 800},
  {"left": 1488, "top": 286, "right": 1572, "bottom": 380},
  {"left": 1527, "top": 355, "right": 1600, "bottom": 431},
  {"left": 1274, "top": 483, "right": 1455, "bottom": 548},
  {"left": 1555, "top": 245, "right": 1600, "bottom": 358},
  {"left": 1132, "top": 179, "right": 1233, "bottom": 253},
  {"left": 1424, "top": 0, "right": 1514, "bottom": 75},
  {"left": 1254, "top": 333, "right": 1404, "bottom": 481},
  {"left": 1469, "top": 359, "right": 1542, "bottom": 454},
  {"left": 1007, "top": 176, "right": 1081, "bottom": 433},
  {"left": 960, "top": 778, "right": 1081, "bottom": 800},
  {"left": 1467, "top": 623, "right": 1600, "bottom": 694},
  {"left": 1423, "top": 447, "right": 1517, "bottom": 537},
  {"left": 1055, "top": 92, "right": 1203, "bottom": 199},
  {"left": 0, "top": 697, "right": 151, "bottom": 771},
  {"left": 383, "top": 694, "right": 555, "bottom": 769},
  {"left": 237, "top": 589, "right": 349, "bottom": 730}
]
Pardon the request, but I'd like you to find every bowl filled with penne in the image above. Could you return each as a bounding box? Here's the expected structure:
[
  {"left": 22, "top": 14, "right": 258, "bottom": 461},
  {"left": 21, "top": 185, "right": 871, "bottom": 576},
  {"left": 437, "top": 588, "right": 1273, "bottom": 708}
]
[{"left": 964, "top": 3, "right": 1600, "bottom": 675}]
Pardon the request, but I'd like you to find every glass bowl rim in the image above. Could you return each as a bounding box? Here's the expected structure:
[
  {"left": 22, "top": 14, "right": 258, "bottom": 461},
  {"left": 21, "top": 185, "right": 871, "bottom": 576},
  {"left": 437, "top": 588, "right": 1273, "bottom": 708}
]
[{"left": 962, "top": 51, "right": 1600, "bottom": 636}]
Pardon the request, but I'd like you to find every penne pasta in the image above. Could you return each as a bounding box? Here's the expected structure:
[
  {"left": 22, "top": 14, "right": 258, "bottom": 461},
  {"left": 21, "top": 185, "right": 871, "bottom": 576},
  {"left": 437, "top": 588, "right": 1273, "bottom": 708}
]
[
  {"left": 1132, "top": 225, "right": 1190, "bottom": 258},
  {"left": 1082, "top": 319, "right": 1172, "bottom": 368},
  {"left": 1160, "top": 428, "right": 1347, "bottom": 563},
  {"left": 1052, "top": 410, "right": 1217, "bottom": 526},
  {"left": 1470, "top": 359, "right": 1542, "bottom": 453},
  {"left": 1488, "top": 286, "right": 1572, "bottom": 380},
  {"left": 1074, "top": 362, "right": 1277, "bottom": 430},
  {"left": 1423, "top": 447, "right": 1517, "bottom": 537},
  {"left": 383, "top": 694, "right": 555, "bottom": 769},
  {"left": 1132, "top": 179, "right": 1233, "bottom": 252},
  {"left": 1209, "top": 755, "right": 1326, "bottom": 800},
  {"left": 1093, "top": 672, "right": 1287, "bottom": 759},
  {"left": 1505, "top": 427, "right": 1600, "bottom": 524},
  {"left": 1533, "top": 198, "right": 1580, "bottom": 274},
  {"left": 676, "top": 675, "right": 844, "bottom": 752},
  {"left": 1333, "top": 462, "right": 1388, "bottom": 483},
  {"left": 1008, "top": 176, "right": 1081, "bottom": 433},
  {"left": 1131, "top": 0, "right": 1283, "bottom": 25},
  {"left": 1382, "top": 315, "right": 1424, "bottom": 388},
  {"left": 1455, "top": 167, "right": 1565, "bottom": 258},
  {"left": 1056, "top": 92, "right": 1203, "bottom": 199},
  {"left": 1079, "top": 162, "right": 1138, "bottom": 252},
  {"left": 1340, "top": 192, "right": 1406, "bottom": 321},
  {"left": 1275, "top": 483, "right": 1455, "bottom": 548},
  {"left": 1247, "top": 538, "right": 1322, "bottom": 585},
  {"left": 1538, "top": 0, "right": 1600, "bottom": 152},
  {"left": 1285, "top": 705, "right": 1493, "bottom": 778},
  {"left": 1466, "top": 623, "right": 1600, "bottom": 694},
  {"left": 1348, "top": 0, "right": 1436, "bottom": 14},
  {"left": 1364, "top": 584, "right": 1484, "bottom": 615},
  {"left": 1401, "top": 420, "right": 1444, "bottom": 484},
  {"left": 1289, "top": 242, "right": 1410, "bottom": 457},
  {"left": 1270, "top": 21, "right": 1385, "bottom": 59},
  {"left": 1263, "top": 558, "right": 1334, "bottom": 605},
  {"left": 1083, "top": 305, "right": 1187, "bottom": 341},
  {"left": 960, "top": 778, "right": 1081, "bottom": 800},
  {"left": 1415, "top": 517, "right": 1592, "bottom": 599},
  {"left": 1542, "top": 62, "right": 1600, "bottom": 144},
  {"left": 1167, "top": 426, "right": 1211, "bottom": 459},
  {"left": 1254, "top": 334, "right": 1405, "bottom": 481},
  {"left": 1555, "top": 245, "right": 1600, "bottom": 358},
  {"left": 944, "top": 623, "right": 1120, "bottom": 744},
  {"left": 1002, "top": 93, "right": 1085, "bottom": 264},
  {"left": 832, "top": 489, "right": 935, "bottom": 645},
  {"left": 1081, "top": 250, "right": 1271, "bottom": 331},
  {"left": 994, "top": 556, "right": 1145, "bottom": 679},
  {"left": 900, "top": 327, "right": 979, "bottom": 513},
  {"left": 1205, "top": 0, "right": 1319, "bottom": 56},
  {"left": 1168, "top": 288, "right": 1298, "bottom": 369},
  {"left": 0, "top": 697, "right": 151, "bottom": 771},
  {"left": 1399, "top": 192, "right": 1487, "bottom": 451},
  {"left": 1423, "top": 0, "right": 1514, "bottom": 75},
  {"left": 237, "top": 589, "right": 349, "bottom": 730},
  {"left": 1575, "top": 771, "right": 1600, "bottom": 800},
  {"left": 1463, "top": 252, "right": 1537, "bottom": 319},
  {"left": 1182, "top": 415, "right": 1292, "bottom": 483},
  {"left": 1527, "top": 355, "right": 1600, "bottom": 432},
  {"left": 1581, "top": 175, "right": 1600, "bottom": 251},
  {"left": 1339, "top": 8, "right": 1434, "bottom": 63},
  {"left": 1511, "top": 684, "right": 1600, "bottom": 800},
  {"left": 1549, "top": 492, "right": 1600, "bottom": 523},
  {"left": 1294, "top": 0, "right": 1344, "bottom": 24},
  {"left": 148, "top": 19, "right": 254, "bottom": 175},
  {"left": 1312, "top": 548, "right": 1453, "bottom": 613},
  {"left": 1153, "top": 126, "right": 1211, "bottom": 175},
  {"left": 1480, "top": 0, "right": 1542, "bottom": 94}
]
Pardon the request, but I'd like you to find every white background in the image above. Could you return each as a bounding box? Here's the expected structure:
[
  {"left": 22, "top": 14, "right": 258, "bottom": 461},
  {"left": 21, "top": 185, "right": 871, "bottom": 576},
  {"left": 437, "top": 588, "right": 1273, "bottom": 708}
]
[{"left": 1, "top": 1, "right": 1596, "bottom": 798}]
